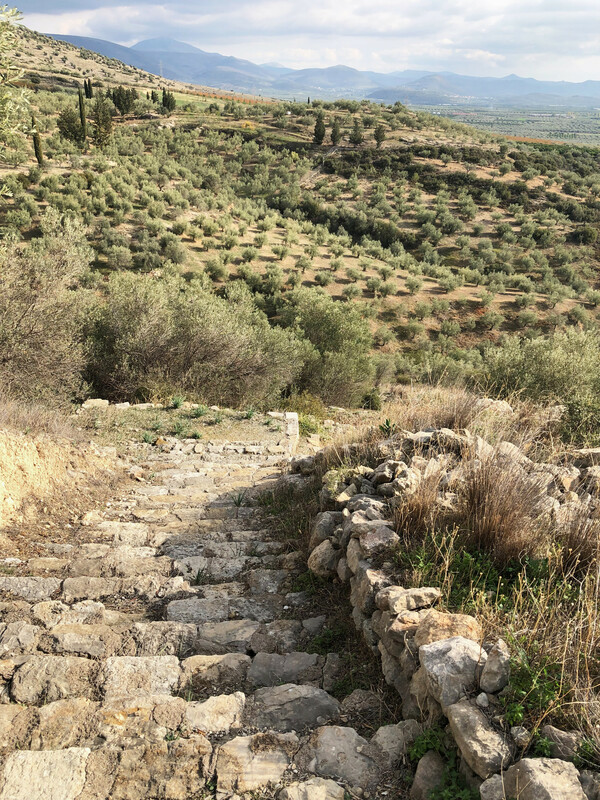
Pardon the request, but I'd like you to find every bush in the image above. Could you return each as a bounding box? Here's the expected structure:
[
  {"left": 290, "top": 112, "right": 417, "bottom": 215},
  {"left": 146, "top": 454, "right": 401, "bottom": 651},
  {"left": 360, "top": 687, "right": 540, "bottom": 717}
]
[
  {"left": 0, "top": 210, "right": 92, "bottom": 403},
  {"left": 481, "top": 328, "right": 600, "bottom": 442},
  {"left": 281, "top": 289, "right": 375, "bottom": 406},
  {"left": 84, "top": 274, "right": 307, "bottom": 407}
]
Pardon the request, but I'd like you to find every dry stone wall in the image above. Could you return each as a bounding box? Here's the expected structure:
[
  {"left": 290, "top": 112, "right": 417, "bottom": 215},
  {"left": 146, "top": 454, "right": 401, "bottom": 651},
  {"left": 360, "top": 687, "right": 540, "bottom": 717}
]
[{"left": 293, "top": 423, "right": 600, "bottom": 800}]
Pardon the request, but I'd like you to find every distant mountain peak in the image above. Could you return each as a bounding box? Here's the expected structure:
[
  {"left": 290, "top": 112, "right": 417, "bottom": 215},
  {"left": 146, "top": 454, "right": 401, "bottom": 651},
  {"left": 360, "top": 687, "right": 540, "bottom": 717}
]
[{"left": 132, "top": 37, "right": 202, "bottom": 54}]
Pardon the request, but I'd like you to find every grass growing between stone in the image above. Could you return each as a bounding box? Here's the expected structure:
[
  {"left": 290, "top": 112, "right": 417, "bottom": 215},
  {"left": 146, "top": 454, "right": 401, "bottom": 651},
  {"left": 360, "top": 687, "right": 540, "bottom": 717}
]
[{"left": 394, "top": 458, "right": 600, "bottom": 756}]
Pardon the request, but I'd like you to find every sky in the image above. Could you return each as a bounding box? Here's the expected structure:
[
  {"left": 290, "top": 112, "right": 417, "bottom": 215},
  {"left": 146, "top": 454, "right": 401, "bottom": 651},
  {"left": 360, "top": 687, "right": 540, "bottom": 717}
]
[{"left": 19, "top": 0, "right": 600, "bottom": 82}]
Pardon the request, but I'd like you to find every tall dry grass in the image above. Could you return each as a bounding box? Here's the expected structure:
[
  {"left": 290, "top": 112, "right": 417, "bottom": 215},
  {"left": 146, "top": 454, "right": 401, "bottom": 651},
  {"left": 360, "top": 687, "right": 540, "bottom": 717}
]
[{"left": 0, "top": 394, "right": 79, "bottom": 439}]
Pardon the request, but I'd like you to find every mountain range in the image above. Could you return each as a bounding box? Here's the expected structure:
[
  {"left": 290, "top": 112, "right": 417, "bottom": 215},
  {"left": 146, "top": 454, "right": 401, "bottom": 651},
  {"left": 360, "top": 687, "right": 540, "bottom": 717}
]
[{"left": 48, "top": 33, "right": 600, "bottom": 108}]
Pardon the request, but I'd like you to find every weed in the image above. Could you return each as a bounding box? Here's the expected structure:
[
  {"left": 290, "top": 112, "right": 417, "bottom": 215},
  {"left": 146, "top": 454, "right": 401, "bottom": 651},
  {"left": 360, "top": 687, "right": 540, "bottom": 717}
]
[
  {"left": 191, "top": 405, "right": 208, "bottom": 418},
  {"left": 299, "top": 412, "right": 319, "bottom": 436},
  {"left": 231, "top": 490, "right": 247, "bottom": 508},
  {"left": 142, "top": 431, "right": 156, "bottom": 444},
  {"left": 170, "top": 395, "right": 185, "bottom": 409},
  {"left": 379, "top": 418, "right": 397, "bottom": 436},
  {"left": 244, "top": 407, "right": 255, "bottom": 419}
]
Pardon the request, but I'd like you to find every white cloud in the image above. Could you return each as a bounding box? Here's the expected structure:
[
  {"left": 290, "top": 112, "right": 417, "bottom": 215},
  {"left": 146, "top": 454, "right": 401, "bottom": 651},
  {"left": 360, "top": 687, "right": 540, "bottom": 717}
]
[{"left": 20, "top": 0, "right": 600, "bottom": 81}]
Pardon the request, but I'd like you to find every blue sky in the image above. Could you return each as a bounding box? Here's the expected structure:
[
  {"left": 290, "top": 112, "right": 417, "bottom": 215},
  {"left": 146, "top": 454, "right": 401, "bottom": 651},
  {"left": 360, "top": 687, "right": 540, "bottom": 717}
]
[{"left": 19, "top": 0, "right": 600, "bottom": 81}]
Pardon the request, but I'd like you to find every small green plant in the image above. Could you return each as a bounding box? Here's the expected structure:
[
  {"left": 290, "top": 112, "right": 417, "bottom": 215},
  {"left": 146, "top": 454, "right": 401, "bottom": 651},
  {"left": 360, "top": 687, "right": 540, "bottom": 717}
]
[
  {"left": 142, "top": 431, "right": 156, "bottom": 444},
  {"left": 170, "top": 394, "right": 185, "bottom": 408},
  {"left": 231, "top": 490, "right": 247, "bottom": 508},
  {"left": 191, "top": 405, "right": 208, "bottom": 418},
  {"left": 531, "top": 734, "right": 553, "bottom": 757},
  {"left": 379, "top": 418, "right": 397, "bottom": 436},
  {"left": 171, "top": 420, "right": 186, "bottom": 436},
  {"left": 299, "top": 413, "right": 319, "bottom": 436},
  {"left": 408, "top": 726, "right": 447, "bottom": 761},
  {"left": 189, "top": 430, "right": 202, "bottom": 440},
  {"left": 244, "top": 407, "right": 256, "bottom": 419}
]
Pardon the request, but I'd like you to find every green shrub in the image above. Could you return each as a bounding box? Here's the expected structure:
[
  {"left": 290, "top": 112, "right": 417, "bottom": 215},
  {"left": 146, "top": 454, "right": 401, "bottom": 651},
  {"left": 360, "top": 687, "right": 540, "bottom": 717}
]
[{"left": 84, "top": 274, "right": 306, "bottom": 407}]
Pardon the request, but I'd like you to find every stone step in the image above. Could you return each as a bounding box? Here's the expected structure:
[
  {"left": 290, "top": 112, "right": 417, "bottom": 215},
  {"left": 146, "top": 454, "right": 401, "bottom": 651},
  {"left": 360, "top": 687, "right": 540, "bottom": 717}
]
[
  {"left": 165, "top": 594, "right": 286, "bottom": 624},
  {"left": 0, "top": 683, "right": 341, "bottom": 752},
  {"left": 173, "top": 554, "right": 280, "bottom": 582}
]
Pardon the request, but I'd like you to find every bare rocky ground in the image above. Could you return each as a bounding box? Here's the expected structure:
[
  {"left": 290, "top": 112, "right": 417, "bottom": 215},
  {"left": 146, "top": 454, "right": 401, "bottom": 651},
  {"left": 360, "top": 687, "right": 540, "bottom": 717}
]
[{"left": 0, "top": 422, "right": 411, "bottom": 800}]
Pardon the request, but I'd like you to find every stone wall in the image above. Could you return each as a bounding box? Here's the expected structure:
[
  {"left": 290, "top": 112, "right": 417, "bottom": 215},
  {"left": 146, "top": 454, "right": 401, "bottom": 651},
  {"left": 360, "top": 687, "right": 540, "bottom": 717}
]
[{"left": 290, "top": 425, "right": 600, "bottom": 800}]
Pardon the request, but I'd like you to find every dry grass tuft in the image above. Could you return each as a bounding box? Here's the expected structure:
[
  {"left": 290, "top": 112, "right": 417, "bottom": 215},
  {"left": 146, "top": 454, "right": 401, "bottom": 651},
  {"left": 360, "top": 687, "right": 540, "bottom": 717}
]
[{"left": 459, "top": 456, "right": 552, "bottom": 565}]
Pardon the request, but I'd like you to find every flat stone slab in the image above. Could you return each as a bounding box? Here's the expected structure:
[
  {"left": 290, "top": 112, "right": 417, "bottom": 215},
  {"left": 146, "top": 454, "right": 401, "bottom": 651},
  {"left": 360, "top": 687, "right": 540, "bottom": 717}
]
[
  {"left": 0, "top": 747, "right": 91, "bottom": 800},
  {"left": 102, "top": 656, "right": 181, "bottom": 701},
  {"left": 0, "top": 577, "right": 61, "bottom": 602}
]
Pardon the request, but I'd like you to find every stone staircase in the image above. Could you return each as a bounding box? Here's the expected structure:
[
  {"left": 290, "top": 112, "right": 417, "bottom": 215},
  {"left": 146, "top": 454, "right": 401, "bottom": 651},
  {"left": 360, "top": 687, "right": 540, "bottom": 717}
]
[{"left": 0, "top": 435, "right": 408, "bottom": 800}]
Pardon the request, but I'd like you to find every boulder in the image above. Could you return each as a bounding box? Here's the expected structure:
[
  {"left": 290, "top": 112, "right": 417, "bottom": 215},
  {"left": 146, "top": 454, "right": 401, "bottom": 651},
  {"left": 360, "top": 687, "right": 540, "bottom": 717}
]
[
  {"left": 503, "top": 758, "right": 586, "bottom": 800},
  {"left": 10, "top": 655, "right": 99, "bottom": 704},
  {"left": 419, "top": 636, "right": 487, "bottom": 710},
  {"left": 540, "top": 724, "right": 584, "bottom": 761},
  {"left": 309, "top": 512, "right": 343, "bottom": 551},
  {"left": 102, "top": 656, "right": 181, "bottom": 701},
  {"left": 247, "top": 652, "right": 322, "bottom": 687},
  {"left": 371, "top": 719, "right": 423, "bottom": 765},
  {"left": 478, "top": 774, "right": 505, "bottom": 800},
  {"left": 446, "top": 699, "right": 511, "bottom": 779},
  {"left": 386, "top": 587, "right": 441, "bottom": 614}
]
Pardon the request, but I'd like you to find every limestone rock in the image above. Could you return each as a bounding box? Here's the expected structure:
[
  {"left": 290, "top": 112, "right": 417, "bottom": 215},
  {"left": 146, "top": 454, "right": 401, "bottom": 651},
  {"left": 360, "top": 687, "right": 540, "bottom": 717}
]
[
  {"left": 297, "top": 725, "right": 382, "bottom": 789},
  {"left": 0, "top": 577, "right": 61, "bottom": 603},
  {"left": 419, "top": 636, "right": 487, "bottom": 710},
  {"left": 10, "top": 655, "right": 99, "bottom": 703},
  {"left": 0, "top": 747, "right": 90, "bottom": 800},
  {"left": 540, "top": 724, "right": 584, "bottom": 761},
  {"left": 278, "top": 777, "right": 345, "bottom": 800},
  {"left": 247, "top": 652, "right": 322, "bottom": 687},
  {"left": 410, "top": 750, "right": 445, "bottom": 800},
  {"left": 247, "top": 684, "right": 340, "bottom": 732},
  {"left": 371, "top": 719, "right": 423, "bottom": 765},
  {"left": 479, "top": 639, "right": 510, "bottom": 693},
  {"left": 446, "top": 698, "right": 511, "bottom": 779},
  {"left": 414, "top": 609, "right": 482, "bottom": 648},
  {"left": 503, "top": 757, "right": 586, "bottom": 800},
  {"left": 215, "top": 731, "right": 298, "bottom": 796},
  {"left": 387, "top": 587, "right": 441, "bottom": 614},
  {"left": 308, "top": 540, "right": 340, "bottom": 578},
  {"left": 309, "top": 512, "right": 342, "bottom": 550},
  {"left": 479, "top": 774, "right": 505, "bottom": 800},
  {"left": 102, "top": 656, "right": 181, "bottom": 701},
  {"left": 185, "top": 692, "right": 245, "bottom": 734},
  {"left": 30, "top": 698, "right": 99, "bottom": 750}
]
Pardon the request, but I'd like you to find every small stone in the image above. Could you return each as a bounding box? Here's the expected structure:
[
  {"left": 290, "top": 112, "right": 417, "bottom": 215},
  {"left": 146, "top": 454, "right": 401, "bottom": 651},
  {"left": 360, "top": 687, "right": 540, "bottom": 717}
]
[
  {"left": 371, "top": 719, "right": 423, "bottom": 765},
  {"left": 511, "top": 726, "right": 532, "bottom": 747},
  {"left": 476, "top": 692, "right": 489, "bottom": 708},
  {"left": 410, "top": 750, "right": 445, "bottom": 800},
  {"left": 296, "top": 725, "right": 382, "bottom": 789},
  {"left": 278, "top": 777, "right": 345, "bottom": 800},
  {"left": 479, "top": 639, "right": 510, "bottom": 693}
]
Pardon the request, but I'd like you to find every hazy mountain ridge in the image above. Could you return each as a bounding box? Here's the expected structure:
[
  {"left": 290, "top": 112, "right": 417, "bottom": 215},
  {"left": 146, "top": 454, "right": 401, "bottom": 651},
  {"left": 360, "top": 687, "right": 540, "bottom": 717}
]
[{"left": 48, "top": 33, "right": 600, "bottom": 107}]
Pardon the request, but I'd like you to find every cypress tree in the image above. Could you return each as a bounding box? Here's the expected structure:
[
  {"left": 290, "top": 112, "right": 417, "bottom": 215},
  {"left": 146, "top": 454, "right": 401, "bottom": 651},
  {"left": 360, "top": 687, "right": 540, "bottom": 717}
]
[
  {"left": 313, "top": 111, "right": 326, "bottom": 145},
  {"left": 331, "top": 118, "right": 341, "bottom": 145},
  {"left": 31, "top": 115, "right": 43, "bottom": 166},
  {"left": 78, "top": 87, "right": 87, "bottom": 141}
]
